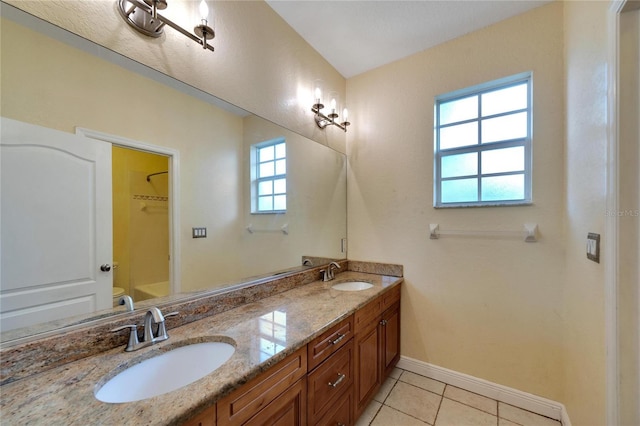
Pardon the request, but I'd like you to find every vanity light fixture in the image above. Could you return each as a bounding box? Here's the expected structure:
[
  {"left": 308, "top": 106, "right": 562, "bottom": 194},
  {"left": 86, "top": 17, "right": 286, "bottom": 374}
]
[
  {"left": 117, "top": 0, "right": 215, "bottom": 52},
  {"left": 311, "top": 88, "right": 350, "bottom": 132}
]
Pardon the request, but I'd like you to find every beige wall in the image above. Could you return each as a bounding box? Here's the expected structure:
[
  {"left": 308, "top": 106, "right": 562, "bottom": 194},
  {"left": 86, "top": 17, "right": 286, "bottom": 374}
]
[{"left": 347, "top": 2, "right": 566, "bottom": 401}]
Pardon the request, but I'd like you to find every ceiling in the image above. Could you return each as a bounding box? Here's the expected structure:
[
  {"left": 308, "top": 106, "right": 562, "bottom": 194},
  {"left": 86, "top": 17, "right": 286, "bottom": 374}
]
[{"left": 265, "top": 0, "right": 553, "bottom": 78}]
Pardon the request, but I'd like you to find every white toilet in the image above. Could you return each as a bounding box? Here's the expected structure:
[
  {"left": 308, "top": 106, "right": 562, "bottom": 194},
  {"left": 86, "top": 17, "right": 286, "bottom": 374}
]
[{"left": 112, "top": 287, "right": 126, "bottom": 307}]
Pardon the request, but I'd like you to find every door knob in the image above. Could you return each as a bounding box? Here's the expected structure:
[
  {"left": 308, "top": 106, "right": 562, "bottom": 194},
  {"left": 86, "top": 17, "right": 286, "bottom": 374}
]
[{"left": 100, "top": 264, "right": 112, "bottom": 272}]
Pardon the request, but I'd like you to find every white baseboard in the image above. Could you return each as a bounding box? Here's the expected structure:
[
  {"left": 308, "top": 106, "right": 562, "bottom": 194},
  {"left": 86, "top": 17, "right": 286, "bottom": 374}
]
[{"left": 397, "top": 356, "right": 572, "bottom": 426}]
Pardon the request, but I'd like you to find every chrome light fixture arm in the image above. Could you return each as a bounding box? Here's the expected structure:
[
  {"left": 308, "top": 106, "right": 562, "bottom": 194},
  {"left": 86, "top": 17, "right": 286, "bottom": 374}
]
[
  {"left": 311, "top": 103, "right": 350, "bottom": 132},
  {"left": 118, "top": 0, "right": 215, "bottom": 52}
]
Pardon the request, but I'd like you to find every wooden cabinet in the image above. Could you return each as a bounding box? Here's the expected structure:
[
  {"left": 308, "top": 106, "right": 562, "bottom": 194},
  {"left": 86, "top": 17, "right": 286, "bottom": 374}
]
[
  {"left": 183, "top": 285, "right": 400, "bottom": 426},
  {"left": 217, "top": 347, "right": 307, "bottom": 426},
  {"left": 354, "top": 286, "right": 401, "bottom": 419}
]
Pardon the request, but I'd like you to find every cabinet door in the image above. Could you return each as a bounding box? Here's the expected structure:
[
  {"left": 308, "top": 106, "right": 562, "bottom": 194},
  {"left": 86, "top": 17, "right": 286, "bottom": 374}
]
[
  {"left": 244, "top": 378, "right": 306, "bottom": 426},
  {"left": 354, "top": 322, "right": 381, "bottom": 418},
  {"left": 381, "top": 301, "right": 401, "bottom": 378}
]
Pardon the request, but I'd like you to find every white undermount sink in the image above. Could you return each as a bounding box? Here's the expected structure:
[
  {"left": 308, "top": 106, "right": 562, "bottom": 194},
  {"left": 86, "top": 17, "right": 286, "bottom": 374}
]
[
  {"left": 95, "top": 341, "right": 235, "bottom": 403},
  {"left": 331, "top": 281, "right": 374, "bottom": 291}
]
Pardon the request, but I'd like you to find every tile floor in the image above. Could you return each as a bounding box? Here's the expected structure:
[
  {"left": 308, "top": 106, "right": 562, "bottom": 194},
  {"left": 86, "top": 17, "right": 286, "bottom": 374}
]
[{"left": 355, "top": 368, "right": 562, "bottom": 426}]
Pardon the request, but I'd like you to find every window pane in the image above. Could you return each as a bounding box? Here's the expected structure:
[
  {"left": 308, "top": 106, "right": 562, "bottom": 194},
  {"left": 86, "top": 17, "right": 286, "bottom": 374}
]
[
  {"left": 481, "top": 111, "right": 527, "bottom": 143},
  {"left": 274, "top": 178, "right": 286, "bottom": 194},
  {"left": 258, "top": 180, "right": 273, "bottom": 196},
  {"left": 481, "top": 147, "right": 524, "bottom": 174},
  {"left": 481, "top": 83, "right": 528, "bottom": 117},
  {"left": 275, "top": 143, "right": 286, "bottom": 159},
  {"left": 440, "top": 121, "right": 478, "bottom": 150},
  {"left": 273, "top": 195, "right": 286, "bottom": 210},
  {"left": 258, "top": 196, "right": 273, "bottom": 211},
  {"left": 441, "top": 178, "right": 478, "bottom": 203},
  {"left": 481, "top": 174, "right": 524, "bottom": 201},
  {"left": 275, "top": 159, "right": 286, "bottom": 175},
  {"left": 441, "top": 153, "right": 477, "bottom": 178},
  {"left": 259, "top": 146, "right": 274, "bottom": 162},
  {"left": 259, "top": 162, "right": 274, "bottom": 178},
  {"left": 439, "top": 95, "right": 477, "bottom": 125}
]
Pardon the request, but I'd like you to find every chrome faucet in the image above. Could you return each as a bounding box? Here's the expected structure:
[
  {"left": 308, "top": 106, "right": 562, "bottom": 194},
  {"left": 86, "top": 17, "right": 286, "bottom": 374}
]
[
  {"left": 112, "top": 307, "right": 179, "bottom": 352},
  {"left": 143, "top": 307, "right": 165, "bottom": 343},
  {"left": 321, "top": 261, "right": 341, "bottom": 282},
  {"left": 118, "top": 295, "right": 134, "bottom": 312}
]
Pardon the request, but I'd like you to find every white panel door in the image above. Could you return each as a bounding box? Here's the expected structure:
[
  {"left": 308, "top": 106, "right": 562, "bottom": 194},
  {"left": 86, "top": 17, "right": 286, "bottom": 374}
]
[{"left": 0, "top": 117, "right": 112, "bottom": 332}]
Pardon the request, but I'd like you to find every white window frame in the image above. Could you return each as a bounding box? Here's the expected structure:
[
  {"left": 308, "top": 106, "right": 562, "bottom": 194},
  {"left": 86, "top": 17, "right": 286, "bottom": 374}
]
[
  {"left": 434, "top": 72, "right": 533, "bottom": 208},
  {"left": 251, "top": 138, "right": 286, "bottom": 214}
]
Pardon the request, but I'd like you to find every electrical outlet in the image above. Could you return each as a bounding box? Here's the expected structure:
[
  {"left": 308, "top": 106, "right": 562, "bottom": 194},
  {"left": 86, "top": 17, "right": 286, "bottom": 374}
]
[
  {"left": 192, "top": 227, "right": 207, "bottom": 238},
  {"left": 587, "top": 232, "right": 600, "bottom": 263}
]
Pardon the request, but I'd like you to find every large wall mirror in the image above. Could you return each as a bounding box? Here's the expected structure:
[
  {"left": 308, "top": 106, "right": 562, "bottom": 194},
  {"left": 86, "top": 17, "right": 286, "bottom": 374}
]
[{"left": 0, "top": 4, "right": 346, "bottom": 343}]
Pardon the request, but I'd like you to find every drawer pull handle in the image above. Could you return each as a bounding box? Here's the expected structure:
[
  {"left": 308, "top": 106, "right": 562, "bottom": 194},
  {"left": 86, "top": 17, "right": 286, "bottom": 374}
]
[
  {"left": 337, "top": 423, "right": 346, "bottom": 426},
  {"left": 331, "top": 333, "right": 346, "bottom": 345},
  {"left": 328, "top": 373, "right": 346, "bottom": 388}
]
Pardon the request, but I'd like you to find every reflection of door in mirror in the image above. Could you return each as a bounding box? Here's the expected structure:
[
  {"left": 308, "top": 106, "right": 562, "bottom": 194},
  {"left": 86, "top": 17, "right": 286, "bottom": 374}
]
[
  {"left": 112, "top": 147, "right": 170, "bottom": 304},
  {"left": 0, "top": 118, "right": 112, "bottom": 332}
]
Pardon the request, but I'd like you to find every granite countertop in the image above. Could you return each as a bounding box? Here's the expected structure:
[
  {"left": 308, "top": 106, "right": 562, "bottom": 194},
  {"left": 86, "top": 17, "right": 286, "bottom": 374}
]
[{"left": 0, "top": 271, "right": 402, "bottom": 425}]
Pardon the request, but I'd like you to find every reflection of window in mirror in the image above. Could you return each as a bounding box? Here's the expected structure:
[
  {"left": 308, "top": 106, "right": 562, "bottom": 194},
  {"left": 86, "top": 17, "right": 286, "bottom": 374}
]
[{"left": 252, "top": 138, "right": 287, "bottom": 213}]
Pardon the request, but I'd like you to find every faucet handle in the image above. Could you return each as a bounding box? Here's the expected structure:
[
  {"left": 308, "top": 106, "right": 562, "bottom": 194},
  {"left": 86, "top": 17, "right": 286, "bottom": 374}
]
[
  {"left": 111, "top": 324, "right": 140, "bottom": 352},
  {"left": 155, "top": 311, "right": 179, "bottom": 342}
]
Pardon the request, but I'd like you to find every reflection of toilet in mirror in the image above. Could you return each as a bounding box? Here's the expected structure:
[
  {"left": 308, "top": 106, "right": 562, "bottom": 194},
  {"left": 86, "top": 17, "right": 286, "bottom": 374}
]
[{"left": 112, "top": 287, "right": 126, "bottom": 307}]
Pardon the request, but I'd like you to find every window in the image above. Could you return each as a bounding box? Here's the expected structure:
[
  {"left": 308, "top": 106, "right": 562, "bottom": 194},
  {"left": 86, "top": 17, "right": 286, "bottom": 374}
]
[
  {"left": 253, "top": 138, "right": 286, "bottom": 213},
  {"left": 434, "top": 73, "right": 532, "bottom": 207}
]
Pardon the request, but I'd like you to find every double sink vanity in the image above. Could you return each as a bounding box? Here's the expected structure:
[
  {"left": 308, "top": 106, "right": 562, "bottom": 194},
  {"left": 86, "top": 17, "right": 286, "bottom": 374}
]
[{"left": 0, "top": 260, "right": 402, "bottom": 425}]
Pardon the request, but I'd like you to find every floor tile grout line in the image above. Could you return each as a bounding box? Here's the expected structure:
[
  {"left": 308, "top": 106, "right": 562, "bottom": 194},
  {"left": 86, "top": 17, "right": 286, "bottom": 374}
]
[
  {"left": 380, "top": 404, "right": 435, "bottom": 426},
  {"left": 376, "top": 377, "right": 399, "bottom": 405},
  {"left": 441, "top": 395, "right": 499, "bottom": 418},
  {"left": 365, "top": 401, "right": 384, "bottom": 426},
  {"left": 431, "top": 385, "right": 446, "bottom": 426}
]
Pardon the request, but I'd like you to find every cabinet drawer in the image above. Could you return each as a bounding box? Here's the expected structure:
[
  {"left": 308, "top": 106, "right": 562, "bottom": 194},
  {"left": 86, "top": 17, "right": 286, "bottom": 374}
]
[
  {"left": 217, "top": 347, "right": 307, "bottom": 426},
  {"left": 307, "top": 340, "right": 354, "bottom": 423},
  {"left": 308, "top": 315, "right": 353, "bottom": 371},
  {"left": 354, "top": 297, "right": 382, "bottom": 334},
  {"left": 382, "top": 285, "right": 400, "bottom": 312},
  {"left": 313, "top": 386, "right": 352, "bottom": 426}
]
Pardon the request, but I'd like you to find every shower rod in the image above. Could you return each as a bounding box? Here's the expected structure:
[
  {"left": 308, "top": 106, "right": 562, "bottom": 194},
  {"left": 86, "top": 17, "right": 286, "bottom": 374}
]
[{"left": 146, "top": 171, "right": 168, "bottom": 182}]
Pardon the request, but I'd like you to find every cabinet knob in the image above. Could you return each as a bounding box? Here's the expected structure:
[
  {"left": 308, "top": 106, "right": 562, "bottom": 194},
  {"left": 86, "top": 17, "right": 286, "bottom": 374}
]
[{"left": 380, "top": 319, "right": 388, "bottom": 326}]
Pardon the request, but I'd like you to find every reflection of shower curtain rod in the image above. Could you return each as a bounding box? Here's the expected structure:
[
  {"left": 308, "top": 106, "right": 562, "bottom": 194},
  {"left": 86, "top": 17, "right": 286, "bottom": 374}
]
[{"left": 146, "top": 171, "right": 168, "bottom": 182}]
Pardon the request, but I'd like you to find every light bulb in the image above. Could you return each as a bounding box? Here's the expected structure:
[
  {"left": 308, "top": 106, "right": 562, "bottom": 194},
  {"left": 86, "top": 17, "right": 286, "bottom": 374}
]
[
  {"left": 330, "top": 98, "right": 337, "bottom": 112},
  {"left": 199, "top": 0, "right": 209, "bottom": 21},
  {"left": 343, "top": 108, "right": 349, "bottom": 122},
  {"left": 314, "top": 88, "right": 322, "bottom": 103}
]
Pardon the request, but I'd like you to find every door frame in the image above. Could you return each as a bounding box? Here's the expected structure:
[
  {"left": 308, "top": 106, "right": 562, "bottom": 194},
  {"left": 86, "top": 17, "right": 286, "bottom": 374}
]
[
  {"left": 605, "top": 1, "right": 639, "bottom": 424},
  {"left": 75, "top": 127, "right": 181, "bottom": 295}
]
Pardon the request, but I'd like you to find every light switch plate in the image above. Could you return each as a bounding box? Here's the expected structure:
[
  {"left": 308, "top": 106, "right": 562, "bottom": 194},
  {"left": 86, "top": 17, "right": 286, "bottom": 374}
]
[
  {"left": 192, "top": 227, "right": 207, "bottom": 238},
  {"left": 587, "top": 232, "right": 600, "bottom": 263}
]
